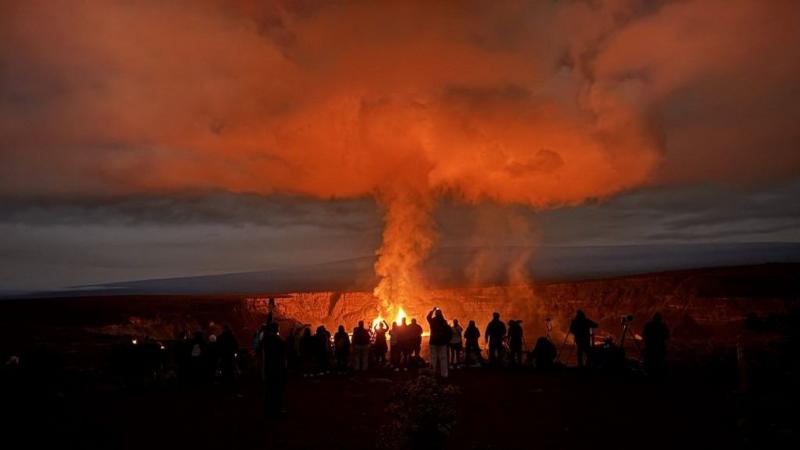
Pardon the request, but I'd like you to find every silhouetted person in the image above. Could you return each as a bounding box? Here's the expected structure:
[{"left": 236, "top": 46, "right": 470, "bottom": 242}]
[
  {"left": 175, "top": 330, "right": 191, "bottom": 382},
  {"left": 508, "top": 320, "right": 524, "bottom": 366},
  {"left": 427, "top": 308, "right": 451, "bottom": 378},
  {"left": 464, "top": 320, "right": 482, "bottom": 367},
  {"left": 299, "top": 328, "right": 316, "bottom": 376},
  {"left": 485, "top": 312, "right": 507, "bottom": 366},
  {"left": 285, "top": 327, "right": 298, "bottom": 370},
  {"left": 206, "top": 333, "right": 219, "bottom": 378},
  {"left": 188, "top": 330, "right": 208, "bottom": 383},
  {"left": 372, "top": 320, "right": 389, "bottom": 367},
  {"left": 642, "top": 312, "right": 669, "bottom": 375},
  {"left": 408, "top": 319, "right": 424, "bottom": 362},
  {"left": 398, "top": 318, "right": 410, "bottom": 368},
  {"left": 315, "top": 325, "right": 331, "bottom": 373},
  {"left": 449, "top": 319, "right": 463, "bottom": 367},
  {"left": 334, "top": 325, "right": 350, "bottom": 372},
  {"left": 258, "top": 322, "right": 286, "bottom": 417},
  {"left": 216, "top": 324, "right": 239, "bottom": 383},
  {"left": 389, "top": 322, "right": 401, "bottom": 369},
  {"left": 532, "top": 337, "right": 557, "bottom": 370},
  {"left": 569, "top": 310, "right": 598, "bottom": 368},
  {"left": 352, "top": 321, "right": 371, "bottom": 371}
]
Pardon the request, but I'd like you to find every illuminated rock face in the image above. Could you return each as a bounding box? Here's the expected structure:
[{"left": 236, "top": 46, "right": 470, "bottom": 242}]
[
  {"left": 248, "top": 285, "right": 541, "bottom": 335},
  {"left": 245, "top": 264, "right": 795, "bottom": 350}
]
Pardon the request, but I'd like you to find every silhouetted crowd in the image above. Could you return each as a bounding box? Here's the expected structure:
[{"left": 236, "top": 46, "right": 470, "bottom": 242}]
[
  {"left": 2, "top": 305, "right": 670, "bottom": 419},
  {"left": 252, "top": 307, "right": 672, "bottom": 417}
]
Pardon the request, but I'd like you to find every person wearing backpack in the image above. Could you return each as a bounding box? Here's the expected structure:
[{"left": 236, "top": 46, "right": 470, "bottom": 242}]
[
  {"left": 426, "top": 307, "right": 451, "bottom": 378},
  {"left": 449, "top": 319, "right": 463, "bottom": 368}
]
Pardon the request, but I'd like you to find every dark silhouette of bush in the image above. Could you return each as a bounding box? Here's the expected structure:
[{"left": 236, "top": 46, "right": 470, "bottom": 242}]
[{"left": 377, "top": 375, "right": 459, "bottom": 450}]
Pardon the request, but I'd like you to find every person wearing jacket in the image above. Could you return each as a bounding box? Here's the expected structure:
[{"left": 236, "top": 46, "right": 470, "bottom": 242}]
[{"left": 427, "top": 307, "right": 452, "bottom": 378}]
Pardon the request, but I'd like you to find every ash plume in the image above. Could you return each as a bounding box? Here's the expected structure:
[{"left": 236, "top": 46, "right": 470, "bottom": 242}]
[{"left": 2, "top": 0, "right": 800, "bottom": 312}]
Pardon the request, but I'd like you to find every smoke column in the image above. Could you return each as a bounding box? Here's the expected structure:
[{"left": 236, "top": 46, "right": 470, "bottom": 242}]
[
  {"left": 373, "top": 184, "right": 436, "bottom": 317},
  {"left": 2, "top": 0, "right": 800, "bottom": 312}
]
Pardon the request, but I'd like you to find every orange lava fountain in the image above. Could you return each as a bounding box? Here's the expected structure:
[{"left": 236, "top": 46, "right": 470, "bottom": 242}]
[{"left": 371, "top": 306, "right": 408, "bottom": 330}]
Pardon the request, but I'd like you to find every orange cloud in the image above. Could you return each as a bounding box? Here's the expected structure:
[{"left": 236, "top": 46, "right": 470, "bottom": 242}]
[{"left": 1, "top": 0, "right": 799, "bottom": 310}]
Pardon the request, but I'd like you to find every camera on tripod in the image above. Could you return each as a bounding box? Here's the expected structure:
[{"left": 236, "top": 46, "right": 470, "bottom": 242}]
[{"left": 620, "top": 314, "right": 634, "bottom": 325}]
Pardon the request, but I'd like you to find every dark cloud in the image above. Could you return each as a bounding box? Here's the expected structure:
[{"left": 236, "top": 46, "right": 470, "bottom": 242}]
[
  {"left": 1, "top": 1, "right": 799, "bottom": 293},
  {"left": 533, "top": 178, "right": 800, "bottom": 245},
  {"left": 0, "top": 191, "right": 380, "bottom": 230},
  {"left": 1, "top": 178, "right": 799, "bottom": 292}
]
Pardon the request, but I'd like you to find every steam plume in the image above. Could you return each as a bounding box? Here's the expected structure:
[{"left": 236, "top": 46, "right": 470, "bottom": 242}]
[{"left": 2, "top": 1, "right": 800, "bottom": 311}]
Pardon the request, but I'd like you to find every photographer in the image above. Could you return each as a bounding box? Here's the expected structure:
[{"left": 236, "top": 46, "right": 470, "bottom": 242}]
[
  {"left": 427, "top": 307, "right": 452, "bottom": 378},
  {"left": 569, "top": 310, "right": 598, "bottom": 368},
  {"left": 485, "top": 312, "right": 507, "bottom": 367}
]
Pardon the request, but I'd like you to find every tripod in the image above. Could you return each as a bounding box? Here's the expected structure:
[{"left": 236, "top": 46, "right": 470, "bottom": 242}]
[
  {"left": 556, "top": 327, "right": 599, "bottom": 366},
  {"left": 619, "top": 320, "right": 643, "bottom": 359},
  {"left": 555, "top": 331, "right": 572, "bottom": 363}
]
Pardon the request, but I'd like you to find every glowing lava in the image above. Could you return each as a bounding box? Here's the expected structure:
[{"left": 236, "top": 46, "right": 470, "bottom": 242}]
[{"left": 371, "top": 306, "right": 408, "bottom": 330}]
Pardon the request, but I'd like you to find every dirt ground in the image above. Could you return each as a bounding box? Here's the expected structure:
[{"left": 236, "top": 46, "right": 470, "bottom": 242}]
[{"left": 4, "top": 364, "right": 745, "bottom": 450}]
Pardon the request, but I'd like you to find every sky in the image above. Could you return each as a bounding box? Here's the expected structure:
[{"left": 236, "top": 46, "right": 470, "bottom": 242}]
[{"left": 1, "top": 0, "right": 799, "bottom": 293}]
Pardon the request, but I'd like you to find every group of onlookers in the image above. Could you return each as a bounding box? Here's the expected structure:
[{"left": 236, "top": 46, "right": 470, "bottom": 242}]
[
  {"left": 269, "top": 310, "right": 520, "bottom": 378},
  {"left": 175, "top": 325, "right": 240, "bottom": 384},
  {"left": 253, "top": 307, "right": 671, "bottom": 416}
]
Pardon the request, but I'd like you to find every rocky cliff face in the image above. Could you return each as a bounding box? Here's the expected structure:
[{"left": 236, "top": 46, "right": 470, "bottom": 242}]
[
  {"left": 2, "top": 265, "right": 795, "bottom": 370},
  {"left": 247, "top": 264, "right": 797, "bottom": 352}
]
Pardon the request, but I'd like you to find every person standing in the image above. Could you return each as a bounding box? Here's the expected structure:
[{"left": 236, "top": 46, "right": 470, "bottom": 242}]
[
  {"left": 258, "top": 322, "right": 287, "bottom": 417},
  {"left": 188, "top": 330, "right": 208, "bottom": 383},
  {"left": 398, "top": 318, "right": 410, "bottom": 368},
  {"left": 569, "top": 310, "right": 598, "bottom": 368},
  {"left": 352, "top": 321, "right": 371, "bottom": 371},
  {"left": 427, "top": 307, "right": 451, "bottom": 378},
  {"left": 449, "top": 319, "right": 463, "bottom": 367},
  {"left": 408, "top": 319, "right": 424, "bottom": 363},
  {"left": 485, "top": 312, "right": 507, "bottom": 366},
  {"left": 532, "top": 337, "right": 557, "bottom": 370},
  {"left": 284, "top": 327, "right": 298, "bottom": 371},
  {"left": 315, "top": 325, "right": 332, "bottom": 374},
  {"left": 642, "top": 312, "right": 669, "bottom": 375},
  {"left": 333, "top": 325, "right": 350, "bottom": 372},
  {"left": 372, "top": 320, "right": 389, "bottom": 367},
  {"left": 389, "top": 322, "right": 401, "bottom": 369},
  {"left": 299, "top": 328, "right": 316, "bottom": 376},
  {"left": 216, "top": 324, "right": 239, "bottom": 383},
  {"left": 464, "top": 320, "right": 482, "bottom": 367},
  {"left": 507, "top": 320, "right": 524, "bottom": 367}
]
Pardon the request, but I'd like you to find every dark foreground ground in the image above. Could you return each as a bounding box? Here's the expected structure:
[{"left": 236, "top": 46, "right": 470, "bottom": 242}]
[{"left": 4, "top": 363, "right": 786, "bottom": 450}]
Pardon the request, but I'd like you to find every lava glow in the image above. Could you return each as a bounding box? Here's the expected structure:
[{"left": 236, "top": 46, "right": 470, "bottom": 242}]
[{"left": 372, "top": 306, "right": 408, "bottom": 331}]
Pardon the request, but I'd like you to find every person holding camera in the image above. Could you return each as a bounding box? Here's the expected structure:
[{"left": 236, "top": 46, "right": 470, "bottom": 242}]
[
  {"left": 427, "top": 307, "right": 452, "bottom": 378},
  {"left": 569, "top": 310, "right": 598, "bottom": 368}
]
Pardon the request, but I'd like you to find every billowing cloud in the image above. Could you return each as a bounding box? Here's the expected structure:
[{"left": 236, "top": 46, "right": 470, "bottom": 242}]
[{"left": 1, "top": 0, "right": 799, "bottom": 305}]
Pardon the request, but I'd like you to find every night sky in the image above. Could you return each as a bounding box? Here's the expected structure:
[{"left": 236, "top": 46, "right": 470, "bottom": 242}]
[{"left": 1, "top": 1, "right": 799, "bottom": 293}]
